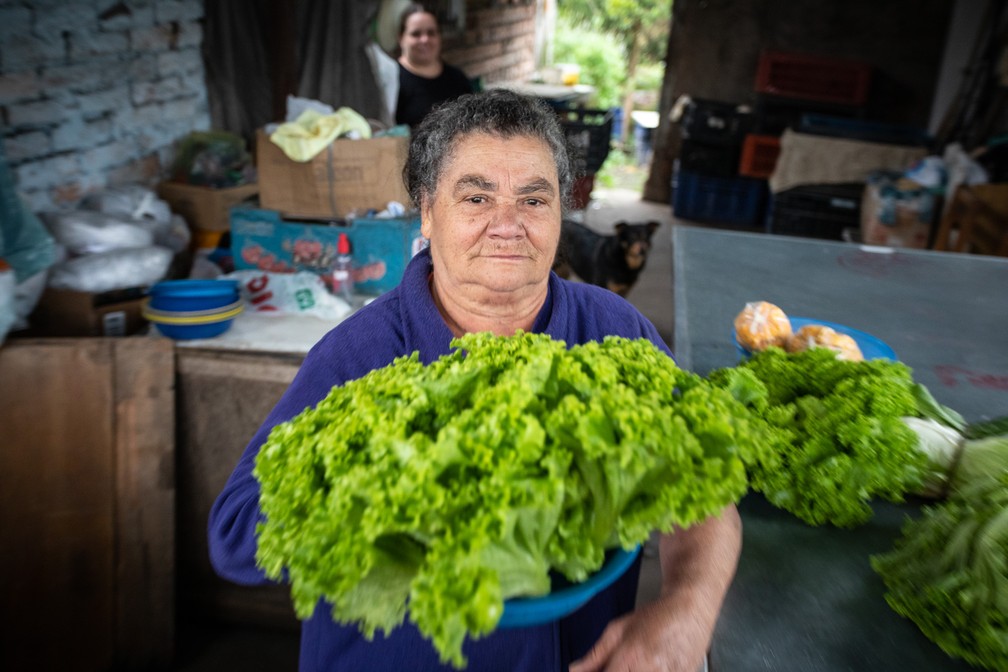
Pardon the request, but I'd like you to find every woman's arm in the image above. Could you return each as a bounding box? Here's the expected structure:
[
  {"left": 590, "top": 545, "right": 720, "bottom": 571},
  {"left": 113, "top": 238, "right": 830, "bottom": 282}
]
[{"left": 570, "top": 504, "right": 742, "bottom": 672}]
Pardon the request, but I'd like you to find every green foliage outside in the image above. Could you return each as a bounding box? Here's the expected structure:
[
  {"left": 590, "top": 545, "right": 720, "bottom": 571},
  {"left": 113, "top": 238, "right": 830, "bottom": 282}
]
[
  {"left": 552, "top": 14, "right": 626, "bottom": 110},
  {"left": 555, "top": 0, "right": 672, "bottom": 187}
]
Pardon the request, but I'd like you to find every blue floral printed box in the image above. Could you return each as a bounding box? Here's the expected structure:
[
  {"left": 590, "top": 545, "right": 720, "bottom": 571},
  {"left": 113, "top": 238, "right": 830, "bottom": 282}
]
[{"left": 230, "top": 206, "right": 426, "bottom": 295}]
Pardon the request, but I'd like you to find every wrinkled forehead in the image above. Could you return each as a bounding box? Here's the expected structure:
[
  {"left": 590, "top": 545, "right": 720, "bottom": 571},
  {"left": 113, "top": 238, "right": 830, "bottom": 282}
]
[{"left": 437, "top": 131, "right": 555, "bottom": 183}]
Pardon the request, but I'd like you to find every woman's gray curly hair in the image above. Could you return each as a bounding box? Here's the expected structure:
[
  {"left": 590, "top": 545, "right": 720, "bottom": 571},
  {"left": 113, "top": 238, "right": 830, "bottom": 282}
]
[{"left": 403, "top": 89, "right": 573, "bottom": 211}]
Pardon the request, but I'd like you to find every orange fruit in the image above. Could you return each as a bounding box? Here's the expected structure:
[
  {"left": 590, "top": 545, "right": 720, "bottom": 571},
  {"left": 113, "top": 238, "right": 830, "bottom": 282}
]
[
  {"left": 734, "top": 301, "right": 792, "bottom": 352},
  {"left": 785, "top": 324, "right": 864, "bottom": 361}
]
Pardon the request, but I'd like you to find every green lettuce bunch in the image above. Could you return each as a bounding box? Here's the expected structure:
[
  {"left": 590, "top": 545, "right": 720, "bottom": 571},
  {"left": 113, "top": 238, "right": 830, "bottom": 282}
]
[
  {"left": 871, "top": 470, "right": 1008, "bottom": 671},
  {"left": 254, "top": 332, "right": 759, "bottom": 667},
  {"left": 709, "top": 347, "right": 931, "bottom": 527}
]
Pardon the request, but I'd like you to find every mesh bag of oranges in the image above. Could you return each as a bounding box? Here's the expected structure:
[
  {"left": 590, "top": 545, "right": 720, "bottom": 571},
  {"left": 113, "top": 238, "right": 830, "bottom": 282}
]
[{"left": 734, "top": 301, "right": 863, "bottom": 361}]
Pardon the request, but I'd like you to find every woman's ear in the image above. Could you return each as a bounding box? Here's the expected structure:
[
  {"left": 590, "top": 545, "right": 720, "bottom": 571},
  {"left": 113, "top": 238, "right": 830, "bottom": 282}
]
[{"left": 420, "top": 195, "right": 433, "bottom": 239}]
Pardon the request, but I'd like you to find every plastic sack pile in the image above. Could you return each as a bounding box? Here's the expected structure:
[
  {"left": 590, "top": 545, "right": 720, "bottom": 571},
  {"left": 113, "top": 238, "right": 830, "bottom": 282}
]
[{"left": 39, "top": 185, "right": 189, "bottom": 294}]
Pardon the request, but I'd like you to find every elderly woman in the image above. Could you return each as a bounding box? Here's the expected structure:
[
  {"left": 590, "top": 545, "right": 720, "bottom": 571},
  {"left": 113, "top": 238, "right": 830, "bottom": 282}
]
[{"left": 209, "top": 89, "right": 741, "bottom": 672}]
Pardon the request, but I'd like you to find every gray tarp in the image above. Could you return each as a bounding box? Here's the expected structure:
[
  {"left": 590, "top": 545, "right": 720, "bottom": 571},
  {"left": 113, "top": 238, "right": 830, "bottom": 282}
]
[{"left": 203, "top": 0, "right": 383, "bottom": 143}]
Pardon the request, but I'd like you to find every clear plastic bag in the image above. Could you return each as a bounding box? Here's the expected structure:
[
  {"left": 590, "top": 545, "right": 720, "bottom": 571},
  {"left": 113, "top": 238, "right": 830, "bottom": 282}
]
[
  {"left": 225, "top": 270, "right": 352, "bottom": 321},
  {"left": 80, "top": 185, "right": 173, "bottom": 225},
  {"left": 48, "top": 245, "right": 174, "bottom": 293},
  {"left": 40, "top": 210, "right": 155, "bottom": 255}
]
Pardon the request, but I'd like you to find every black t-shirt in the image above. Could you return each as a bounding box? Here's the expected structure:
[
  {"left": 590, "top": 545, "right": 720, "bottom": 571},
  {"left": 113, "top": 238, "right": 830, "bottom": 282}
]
[{"left": 395, "top": 62, "right": 474, "bottom": 127}]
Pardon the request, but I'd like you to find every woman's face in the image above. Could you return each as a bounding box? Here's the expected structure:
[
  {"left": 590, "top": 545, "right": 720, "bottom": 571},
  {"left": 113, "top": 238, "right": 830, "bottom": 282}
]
[
  {"left": 421, "top": 132, "right": 562, "bottom": 299},
  {"left": 399, "top": 12, "right": 441, "bottom": 66}
]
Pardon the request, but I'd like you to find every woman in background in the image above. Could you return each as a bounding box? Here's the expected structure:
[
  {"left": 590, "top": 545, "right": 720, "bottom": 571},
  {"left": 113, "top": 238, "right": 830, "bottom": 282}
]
[{"left": 395, "top": 3, "right": 474, "bottom": 127}]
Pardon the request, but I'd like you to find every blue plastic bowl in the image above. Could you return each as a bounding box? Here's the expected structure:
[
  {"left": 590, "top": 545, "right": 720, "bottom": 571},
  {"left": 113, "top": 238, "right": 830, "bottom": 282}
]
[
  {"left": 498, "top": 546, "right": 641, "bottom": 628},
  {"left": 142, "top": 294, "right": 243, "bottom": 341},
  {"left": 152, "top": 318, "right": 236, "bottom": 340},
  {"left": 733, "top": 317, "right": 897, "bottom": 361},
  {"left": 148, "top": 279, "right": 240, "bottom": 312}
]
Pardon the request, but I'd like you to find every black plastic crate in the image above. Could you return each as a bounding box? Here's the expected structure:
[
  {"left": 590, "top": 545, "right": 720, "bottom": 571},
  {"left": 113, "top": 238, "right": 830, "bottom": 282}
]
[
  {"left": 678, "top": 139, "right": 740, "bottom": 177},
  {"left": 753, "top": 96, "right": 863, "bottom": 136},
  {"left": 679, "top": 98, "right": 755, "bottom": 146},
  {"left": 767, "top": 182, "right": 864, "bottom": 240},
  {"left": 797, "top": 114, "right": 931, "bottom": 147},
  {"left": 559, "top": 108, "right": 613, "bottom": 175}
]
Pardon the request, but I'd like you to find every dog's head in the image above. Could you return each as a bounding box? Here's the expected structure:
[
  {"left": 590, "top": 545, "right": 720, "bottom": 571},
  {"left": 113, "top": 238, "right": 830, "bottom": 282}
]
[{"left": 614, "top": 220, "right": 659, "bottom": 270}]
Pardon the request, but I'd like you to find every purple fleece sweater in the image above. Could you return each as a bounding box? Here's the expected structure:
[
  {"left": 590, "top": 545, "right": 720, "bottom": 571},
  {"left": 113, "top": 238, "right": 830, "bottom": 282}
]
[{"left": 208, "top": 247, "right": 673, "bottom": 671}]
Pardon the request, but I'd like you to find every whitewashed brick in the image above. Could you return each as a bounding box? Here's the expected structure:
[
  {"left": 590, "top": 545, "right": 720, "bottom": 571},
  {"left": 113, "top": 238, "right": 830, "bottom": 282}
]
[
  {"left": 2, "top": 33, "right": 64, "bottom": 69},
  {"left": 131, "top": 24, "right": 173, "bottom": 52},
  {"left": 175, "top": 20, "right": 202, "bottom": 48},
  {"left": 69, "top": 28, "right": 130, "bottom": 59},
  {"left": 14, "top": 152, "right": 82, "bottom": 191},
  {"left": 52, "top": 115, "right": 113, "bottom": 151},
  {"left": 0, "top": 72, "right": 43, "bottom": 105},
  {"left": 162, "top": 96, "right": 207, "bottom": 125},
  {"left": 98, "top": 3, "right": 155, "bottom": 30},
  {"left": 3, "top": 131, "right": 51, "bottom": 163},
  {"left": 51, "top": 116, "right": 86, "bottom": 152},
  {"left": 154, "top": 0, "right": 204, "bottom": 23},
  {"left": 127, "top": 53, "right": 159, "bottom": 82},
  {"left": 157, "top": 48, "right": 202, "bottom": 76},
  {"left": 34, "top": 3, "right": 96, "bottom": 35},
  {"left": 131, "top": 75, "right": 186, "bottom": 105},
  {"left": 80, "top": 140, "right": 134, "bottom": 171},
  {"left": 7, "top": 97, "right": 70, "bottom": 127},
  {"left": 42, "top": 58, "right": 127, "bottom": 94},
  {"left": 0, "top": 6, "right": 31, "bottom": 40},
  {"left": 127, "top": 102, "right": 165, "bottom": 127},
  {"left": 77, "top": 85, "right": 130, "bottom": 117}
]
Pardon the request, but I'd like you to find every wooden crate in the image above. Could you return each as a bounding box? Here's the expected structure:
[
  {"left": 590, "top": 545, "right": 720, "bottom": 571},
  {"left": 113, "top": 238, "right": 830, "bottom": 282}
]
[
  {"left": 175, "top": 348, "right": 302, "bottom": 628},
  {"left": 0, "top": 338, "right": 175, "bottom": 670}
]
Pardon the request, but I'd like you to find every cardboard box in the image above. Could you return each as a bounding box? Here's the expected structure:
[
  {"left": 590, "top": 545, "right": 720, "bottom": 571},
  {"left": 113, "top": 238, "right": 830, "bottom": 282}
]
[
  {"left": 255, "top": 130, "right": 410, "bottom": 220},
  {"left": 230, "top": 206, "right": 426, "bottom": 295},
  {"left": 29, "top": 287, "right": 148, "bottom": 337},
  {"left": 157, "top": 181, "right": 259, "bottom": 232}
]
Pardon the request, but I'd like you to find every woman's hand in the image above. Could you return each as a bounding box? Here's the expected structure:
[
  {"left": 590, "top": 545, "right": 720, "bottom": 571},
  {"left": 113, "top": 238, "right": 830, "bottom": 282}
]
[
  {"left": 568, "top": 592, "right": 710, "bottom": 672},
  {"left": 569, "top": 505, "right": 742, "bottom": 672}
]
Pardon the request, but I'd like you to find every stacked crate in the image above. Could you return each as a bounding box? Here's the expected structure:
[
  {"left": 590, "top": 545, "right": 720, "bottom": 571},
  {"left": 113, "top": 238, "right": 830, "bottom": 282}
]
[
  {"left": 558, "top": 108, "right": 614, "bottom": 209},
  {"left": 671, "top": 99, "right": 767, "bottom": 228},
  {"left": 753, "top": 50, "right": 877, "bottom": 240}
]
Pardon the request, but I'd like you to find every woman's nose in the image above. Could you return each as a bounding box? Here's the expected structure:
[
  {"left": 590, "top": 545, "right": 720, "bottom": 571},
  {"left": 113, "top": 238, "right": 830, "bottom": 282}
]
[{"left": 487, "top": 204, "right": 523, "bottom": 237}]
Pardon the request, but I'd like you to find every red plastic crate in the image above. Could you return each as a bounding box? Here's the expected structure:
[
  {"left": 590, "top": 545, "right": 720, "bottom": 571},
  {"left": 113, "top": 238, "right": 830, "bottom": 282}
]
[
  {"left": 755, "top": 50, "right": 872, "bottom": 107},
  {"left": 738, "top": 134, "right": 781, "bottom": 179}
]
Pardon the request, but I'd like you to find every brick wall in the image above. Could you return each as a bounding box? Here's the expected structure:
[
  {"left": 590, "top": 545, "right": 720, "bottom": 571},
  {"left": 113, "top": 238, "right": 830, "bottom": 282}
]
[
  {"left": 443, "top": 0, "right": 539, "bottom": 86},
  {"left": 0, "top": 0, "right": 210, "bottom": 212}
]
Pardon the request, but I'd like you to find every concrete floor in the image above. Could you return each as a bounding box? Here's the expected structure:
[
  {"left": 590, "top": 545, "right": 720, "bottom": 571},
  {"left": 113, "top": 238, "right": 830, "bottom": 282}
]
[{"left": 172, "top": 188, "right": 677, "bottom": 671}]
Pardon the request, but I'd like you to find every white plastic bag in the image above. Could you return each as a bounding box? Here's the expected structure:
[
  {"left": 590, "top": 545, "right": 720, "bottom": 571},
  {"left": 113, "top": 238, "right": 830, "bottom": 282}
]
[
  {"left": 80, "top": 185, "right": 173, "bottom": 225},
  {"left": 943, "top": 142, "right": 990, "bottom": 218},
  {"left": 225, "top": 270, "right": 352, "bottom": 321},
  {"left": 40, "top": 210, "right": 154, "bottom": 255},
  {"left": 48, "top": 245, "right": 174, "bottom": 292}
]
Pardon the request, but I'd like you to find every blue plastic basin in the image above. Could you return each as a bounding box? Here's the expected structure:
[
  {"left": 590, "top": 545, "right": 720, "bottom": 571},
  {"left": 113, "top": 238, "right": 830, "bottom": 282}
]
[
  {"left": 148, "top": 279, "right": 240, "bottom": 312},
  {"left": 152, "top": 318, "right": 235, "bottom": 340}
]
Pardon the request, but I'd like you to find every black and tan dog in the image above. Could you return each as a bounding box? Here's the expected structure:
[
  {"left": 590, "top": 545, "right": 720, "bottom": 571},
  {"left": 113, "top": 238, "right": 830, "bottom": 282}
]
[{"left": 553, "top": 219, "right": 660, "bottom": 297}]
